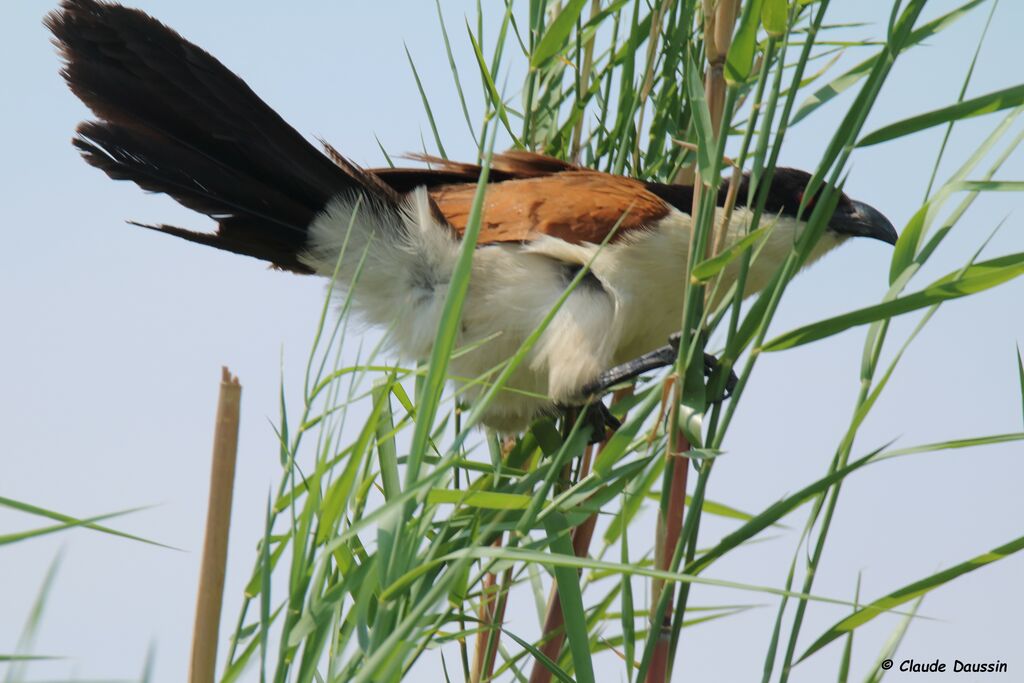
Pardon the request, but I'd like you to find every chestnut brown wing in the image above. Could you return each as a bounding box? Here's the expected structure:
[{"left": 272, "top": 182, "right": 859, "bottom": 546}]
[{"left": 429, "top": 170, "right": 672, "bottom": 245}]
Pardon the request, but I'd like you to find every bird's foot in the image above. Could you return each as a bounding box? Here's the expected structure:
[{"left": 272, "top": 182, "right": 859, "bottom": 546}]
[
  {"left": 558, "top": 400, "right": 622, "bottom": 445},
  {"left": 582, "top": 332, "right": 738, "bottom": 402}
]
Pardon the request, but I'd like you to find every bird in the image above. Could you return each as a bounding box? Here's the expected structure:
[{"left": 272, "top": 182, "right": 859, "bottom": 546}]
[{"left": 47, "top": 0, "right": 897, "bottom": 435}]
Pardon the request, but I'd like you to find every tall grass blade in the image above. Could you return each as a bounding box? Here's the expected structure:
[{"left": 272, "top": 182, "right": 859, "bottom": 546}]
[
  {"left": 799, "top": 534, "right": 1024, "bottom": 661},
  {"left": 1018, "top": 343, "right": 1024, "bottom": 428},
  {"left": 502, "top": 630, "right": 576, "bottom": 683},
  {"left": 434, "top": 0, "right": 478, "bottom": 142},
  {"left": 0, "top": 496, "right": 166, "bottom": 548},
  {"left": 725, "top": 0, "right": 765, "bottom": 84},
  {"left": 531, "top": 0, "right": 589, "bottom": 67},
  {"left": 466, "top": 22, "right": 522, "bottom": 147},
  {"left": 544, "top": 515, "right": 595, "bottom": 683},
  {"left": 0, "top": 507, "right": 155, "bottom": 547},
  {"left": 837, "top": 574, "right": 861, "bottom": 683},
  {"left": 4, "top": 552, "right": 62, "bottom": 683},
  {"left": 764, "top": 252, "right": 1024, "bottom": 351},
  {"left": 861, "top": 597, "right": 924, "bottom": 683},
  {"left": 859, "top": 83, "right": 1024, "bottom": 147},
  {"left": 404, "top": 44, "right": 448, "bottom": 159},
  {"left": 789, "top": 0, "right": 986, "bottom": 126}
]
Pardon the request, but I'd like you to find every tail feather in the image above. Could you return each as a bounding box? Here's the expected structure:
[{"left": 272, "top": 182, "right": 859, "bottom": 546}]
[
  {"left": 131, "top": 221, "right": 314, "bottom": 273},
  {"left": 73, "top": 122, "right": 313, "bottom": 230},
  {"left": 47, "top": 0, "right": 402, "bottom": 273}
]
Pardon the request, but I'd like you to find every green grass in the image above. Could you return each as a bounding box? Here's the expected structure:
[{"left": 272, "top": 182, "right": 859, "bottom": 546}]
[{"left": 213, "top": 2, "right": 1024, "bottom": 681}]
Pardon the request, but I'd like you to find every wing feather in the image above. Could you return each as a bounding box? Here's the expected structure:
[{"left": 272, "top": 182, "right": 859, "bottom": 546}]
[{"left": 429, "top": 171, "right": 671, "bottom": 245}]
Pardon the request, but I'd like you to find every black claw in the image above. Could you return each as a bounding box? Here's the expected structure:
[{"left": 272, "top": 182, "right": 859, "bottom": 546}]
[
  {"left": 703, "top": 351, "right": 738, "bottom": 401},
  {"left": 583, "top": 332, "right": 739, "bottom": 403},
  {"left": 588, "top": 400, "right": 621, "bottom": 438},
  {"left": 559, "top": 401, "right": 621, "bottom": 444}
]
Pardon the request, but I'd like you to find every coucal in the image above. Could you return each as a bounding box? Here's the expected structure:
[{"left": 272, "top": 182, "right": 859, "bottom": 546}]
[{"left": 47, "top": 0, "right": 897, "bottom": 433}]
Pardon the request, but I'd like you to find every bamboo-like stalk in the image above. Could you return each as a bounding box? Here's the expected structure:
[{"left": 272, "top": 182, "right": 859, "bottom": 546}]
[
  {"left": 649, "top": 3, "right": 739, "bottom": 682},
  {"left": 646, "top": 380, "right": 689, "bottom": 683},
  {"left": 703, "top": 0, "right": 740, "bottom": 263},
  {"left": 648, "top": 438, "right": 690, "bottom": 681},
  {"left": 672, "top": 0, "right": 739, "bottom": 187},
  {"left": 705, "top": 0, "right": 740, "bottom": 140},
  {"left": 486, "top": 565, "right": 515, "bottom": 678},
  {"left": 189, "top": 367, "right": 242, "bottom": 683}
]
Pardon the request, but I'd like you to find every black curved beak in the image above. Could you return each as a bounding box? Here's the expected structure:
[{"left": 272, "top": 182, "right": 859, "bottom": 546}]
[{"left": 830, "top": 200, "right": 898, "bottom": 245}]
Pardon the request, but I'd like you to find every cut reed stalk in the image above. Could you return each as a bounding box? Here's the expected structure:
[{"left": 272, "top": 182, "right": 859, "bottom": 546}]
[{"left": 188, "top": 367, "right": 241, "bottom": 683}]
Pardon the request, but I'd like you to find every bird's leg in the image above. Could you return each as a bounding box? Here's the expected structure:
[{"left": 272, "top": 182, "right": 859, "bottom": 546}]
[{"left": 582, "top": 332, "right": 738, "bottom": 401}]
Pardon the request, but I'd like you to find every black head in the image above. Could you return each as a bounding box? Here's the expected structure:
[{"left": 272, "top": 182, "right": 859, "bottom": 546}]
[
  {"left": 744, "top": 168, "right": 898, "bottom": 245},
  {"left": 645, "top": 167, "right": 898, "bottom": 245}
]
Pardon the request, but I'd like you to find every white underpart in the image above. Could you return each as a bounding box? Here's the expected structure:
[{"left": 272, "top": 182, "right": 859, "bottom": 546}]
[{"left": 300, "top": 190, "right": 847, "bottom": 432}]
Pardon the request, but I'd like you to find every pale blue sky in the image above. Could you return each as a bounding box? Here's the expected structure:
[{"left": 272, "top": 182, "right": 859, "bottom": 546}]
[{"left": 2, "top": 1, "right": 1023, "bottom": 681}]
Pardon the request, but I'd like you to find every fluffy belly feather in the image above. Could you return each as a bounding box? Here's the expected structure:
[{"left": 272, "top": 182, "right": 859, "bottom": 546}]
[{"left": 445, "top": 216, "right": 694, "bottom": 431}]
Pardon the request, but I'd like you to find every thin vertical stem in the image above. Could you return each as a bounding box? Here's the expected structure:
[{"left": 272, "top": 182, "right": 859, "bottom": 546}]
[
  {"left": 481, "top": 564, "right": 515, "bottom": 682},
  {"left": 571, "top": 0, "right": 603, "bottom": 161},
  {"left": 649, "top": 3, "right": 738, "bottom": 681},
  {"left": 646, "top": 379, "right": 689, "bottom": 683},
  {"left": 633, "top": 0, "right": 673, "bottom": 171},
  {"left": 472, "top": 535, "right": 505, "bottom": 683}
]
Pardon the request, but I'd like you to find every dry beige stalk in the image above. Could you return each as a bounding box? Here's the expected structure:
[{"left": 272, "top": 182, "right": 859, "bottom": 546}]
[
  {"left": 189, "top": 368, "right": 242, "bottom": 683},
  {"left": 704, "top": 0, "right": 741, "bottom": 266},
  {"left": 570, "top": 0, "right": 603, "bottom": 162},
  {"left": 672, "top": 0, "right": 739, "bottom": 185},
  {"left": 633, "top": 0, "right": 673, "bottom": 171}
]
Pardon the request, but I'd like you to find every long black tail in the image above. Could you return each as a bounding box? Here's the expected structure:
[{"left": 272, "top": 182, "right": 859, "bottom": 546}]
[{"left": 46, "top": 0, "right": 399, "bottom": 273}]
